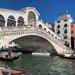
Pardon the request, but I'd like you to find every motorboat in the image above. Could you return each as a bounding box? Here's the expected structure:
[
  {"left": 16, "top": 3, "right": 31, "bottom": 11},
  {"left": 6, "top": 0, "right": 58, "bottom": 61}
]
[
  {"left": 32, "top": 52, "right": 50, "bottom": 56},
  {"left": 57, "top": 53, "right": 75, "bottom": 60},
  {"left": 0, "top": 67, "right": 26, "bottom": 75}
]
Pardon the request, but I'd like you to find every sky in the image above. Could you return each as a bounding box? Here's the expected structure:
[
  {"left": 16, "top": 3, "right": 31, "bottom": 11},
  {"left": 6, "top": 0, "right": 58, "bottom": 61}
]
[{"left": 0, "top": 0, "right": 75, "bottom": 23}]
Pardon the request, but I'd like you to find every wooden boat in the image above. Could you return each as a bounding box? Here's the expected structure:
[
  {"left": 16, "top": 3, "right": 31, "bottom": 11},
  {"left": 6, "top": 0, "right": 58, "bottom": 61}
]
[
  {"left": 7, "top": 68, "right": 26, "bottom": 75},
  {"left": 0, "top": 67, "right": 26, "bottom": 75},
  {"left": 57, "top": 53, "right": 75, "bottom": 60},
  {"left": 0, "top": 46, "right": 21, "bottom": 52},
  {"left": 0, "top": 55, "right": 20, "bottom": 62},
  {"left": 0, "top": 47, "right": 21, "bottom": 62}
]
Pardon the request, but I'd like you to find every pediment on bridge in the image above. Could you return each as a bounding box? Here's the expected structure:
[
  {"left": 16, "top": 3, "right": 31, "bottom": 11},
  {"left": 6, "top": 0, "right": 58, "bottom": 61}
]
[{"left": 20, "top": 7, "right": 40, "bottom": 16}]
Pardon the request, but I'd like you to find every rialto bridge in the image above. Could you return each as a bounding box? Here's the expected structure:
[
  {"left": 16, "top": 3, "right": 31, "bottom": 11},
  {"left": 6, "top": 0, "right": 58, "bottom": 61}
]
[{"left": 0, "top": 7, "right": 72, "bottom": 54}]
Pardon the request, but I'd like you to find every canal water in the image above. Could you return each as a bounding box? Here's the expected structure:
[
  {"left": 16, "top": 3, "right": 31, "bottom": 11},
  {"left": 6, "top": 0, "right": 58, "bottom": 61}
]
[
  {"left": 0, "top": 36, "right": 75, "bottom": 75},
  {"left": 0, "top": 54, "right": 75, "bottom": 75}
]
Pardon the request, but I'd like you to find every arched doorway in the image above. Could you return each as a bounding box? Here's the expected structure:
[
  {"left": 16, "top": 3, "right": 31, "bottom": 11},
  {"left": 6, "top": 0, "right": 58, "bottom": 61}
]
[
  {"left": 71, "top": 36, "right": 74, "bottom": 50},
  {"left": 28, "top": 11, "right": 36, "bottom": 25}
]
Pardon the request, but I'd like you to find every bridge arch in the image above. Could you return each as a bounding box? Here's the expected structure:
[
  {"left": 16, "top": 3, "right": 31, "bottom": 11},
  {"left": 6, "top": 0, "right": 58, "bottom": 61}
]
[
  {"left": 2, "top": 33, "right": 57, "bottom": 53},
  {"left": 28, "top": 11, "right": 36, "bottom": 25},
  {"left": 13, "top": 35, "right": 57, "bottom": 53},
  {"left": 0, "top": 30, "right": 67, "bottom": 54},
  {"left": 7, "top": 15, "right": 16, "bottom": 27},
  {"left": 17, "top": 16, "right": 24, "bottom": 26},
  {"left": 0, "top": 14, "right": 5, "bottom": 27}
]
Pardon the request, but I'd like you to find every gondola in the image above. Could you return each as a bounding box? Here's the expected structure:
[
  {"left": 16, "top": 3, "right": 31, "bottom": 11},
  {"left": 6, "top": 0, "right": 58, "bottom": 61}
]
[
  {"left": 9, "top": 68, "right": 26, "bottom": 75},
  {"left": 0, "top": 47, "right": 21, "bottom": 62},
  {"left": 0, "top": 55, "right": 20, "bottom": 62},
  {"left": 0, "top": 67, "right": 26, "bottom": 75}
]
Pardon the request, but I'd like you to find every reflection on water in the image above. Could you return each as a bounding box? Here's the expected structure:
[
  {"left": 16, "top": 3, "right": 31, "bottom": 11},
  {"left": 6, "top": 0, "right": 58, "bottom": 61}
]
[{"left": 0, "top": 54, "right": 75, "bottom": 75}]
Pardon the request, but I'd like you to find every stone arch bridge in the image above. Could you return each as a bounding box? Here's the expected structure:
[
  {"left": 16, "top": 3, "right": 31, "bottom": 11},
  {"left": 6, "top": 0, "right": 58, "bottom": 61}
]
[
  {"left": 0, "top": 26, "right": 72, "bottom": 54},
  {"left": 0, "top": 7, "right": 72, "bottom": 54}
]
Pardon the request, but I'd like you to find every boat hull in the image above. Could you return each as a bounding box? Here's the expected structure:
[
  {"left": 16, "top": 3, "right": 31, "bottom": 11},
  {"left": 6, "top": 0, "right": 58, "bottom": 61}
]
[
  {"left": 0, "top": 67, "right": 26, "bottom": 75},
  {"left": 0, "top": 55, "right": 20, "bottom": 62},
  {"left": 57, "top": 54, "right": 75, "bottom": 60},
  {"left": 32, "top": 52, "right": 50, "bottom": 56}
]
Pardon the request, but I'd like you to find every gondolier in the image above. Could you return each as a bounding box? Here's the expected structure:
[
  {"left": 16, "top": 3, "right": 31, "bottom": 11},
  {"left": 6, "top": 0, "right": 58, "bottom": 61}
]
[{"left": 8, "top": 47, "right": 12, "bottom": 58}]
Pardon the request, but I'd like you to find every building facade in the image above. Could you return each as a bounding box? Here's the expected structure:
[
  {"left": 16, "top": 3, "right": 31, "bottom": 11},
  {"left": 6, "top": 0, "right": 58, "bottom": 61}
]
[
  {"left": 55, "top": 14, "right": 73, "bottom": 47},
  {"left": 71, "top": 22, "right": 75, "bottom": 49}
]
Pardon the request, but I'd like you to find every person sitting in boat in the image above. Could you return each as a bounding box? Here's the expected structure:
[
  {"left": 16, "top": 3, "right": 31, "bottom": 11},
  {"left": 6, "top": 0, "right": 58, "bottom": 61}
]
[
  {"left": 2, "top": 55, "right": 9, "bottom": 58},
  {"left": 5, "top": 55, "right": 9, "bottom": 58}
]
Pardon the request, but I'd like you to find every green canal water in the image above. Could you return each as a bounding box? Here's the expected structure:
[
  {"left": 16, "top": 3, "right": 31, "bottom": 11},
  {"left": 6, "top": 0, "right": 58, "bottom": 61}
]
[
  {"left": 0, "top": 54, "right": 75, "bottom": 75},
  {"left": 0, "top": 36, "right": 75, "bottom": 75}
]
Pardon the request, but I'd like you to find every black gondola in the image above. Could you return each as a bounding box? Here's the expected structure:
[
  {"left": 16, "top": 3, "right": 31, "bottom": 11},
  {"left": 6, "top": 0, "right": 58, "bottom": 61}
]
[{"left": 0, "top": 55, "right": 20, "bottom": 62}]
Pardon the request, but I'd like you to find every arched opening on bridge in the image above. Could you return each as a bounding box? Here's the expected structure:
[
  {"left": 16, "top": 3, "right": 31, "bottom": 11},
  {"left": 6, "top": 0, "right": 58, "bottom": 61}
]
[
  {"left": 48, "top": 31, "right": 50, "bottom": 34},
  {"left": 38, "top": 24, "right": 42, "bottom": 29},
  {"left": 7, "top": 15, "right": 16, "bottom": 27},
  {"left": 13, "top": 35, "right": 57, "bottom": 54},
  {"left": 17, "top": 16, "right": 24, "bottom": 26},
  {"left": 71, "top": 36, "right": 74, "bottom": 50},
  {"left": 64, "top": 41, "right": 69, "bottom": 47},
  {"left": 28, "top": 11, "right": 36, "bottom": 25},
  {"left": 44, "top": 28, "right": 46, "bottom": 31},
  {"left": 0, "top": 14, "right": 5, "bottom": 27}
]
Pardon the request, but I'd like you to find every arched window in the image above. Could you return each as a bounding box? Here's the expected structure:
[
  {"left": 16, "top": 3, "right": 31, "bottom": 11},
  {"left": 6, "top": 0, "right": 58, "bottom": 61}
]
[
  {"left": 52, "top": 34, "right": 54, "bottom": 37},
  {"left": 64, "top": 36, "right": 68, "bottom": 39},
  {"left": 57, "top": 25, "right": 60, "bottom": 28},
  {"left": 64, "top": 29, "right": 67, "bottom": 33},
  {"left": 28, "top": 11, "right": 36, "bottom": 25},
  {"left": 38, "top": 24, "right": 42, "bottom": 29},
  {"left": 71, "top": 25, "right": 73, "bottom": 27},
  {"left": 0, "top": 14, "right": 5, "bottom": 27},
  {"left": 18, "top": 16, "right": 24, "bottom": 26},
  {"left": 71, "top": 30, "right": 74, "bottom": 34},
  {"left": 55, "top": 37, "right": 57, "bottom": 39},
  {"left": 44, "top": 28, "right": 46, "bottom": 31},
  {"left": 7, "top": 15, "right": 16, "bottom": 27},
  {"left": 48, "top": 31, "right": 50, "bottom": 34},
  {"left": 64, "top": 24, "right": 67, "bottom": 27},
  {"left": 57, "top": 30, "right": 60, "bottom": 34}
]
